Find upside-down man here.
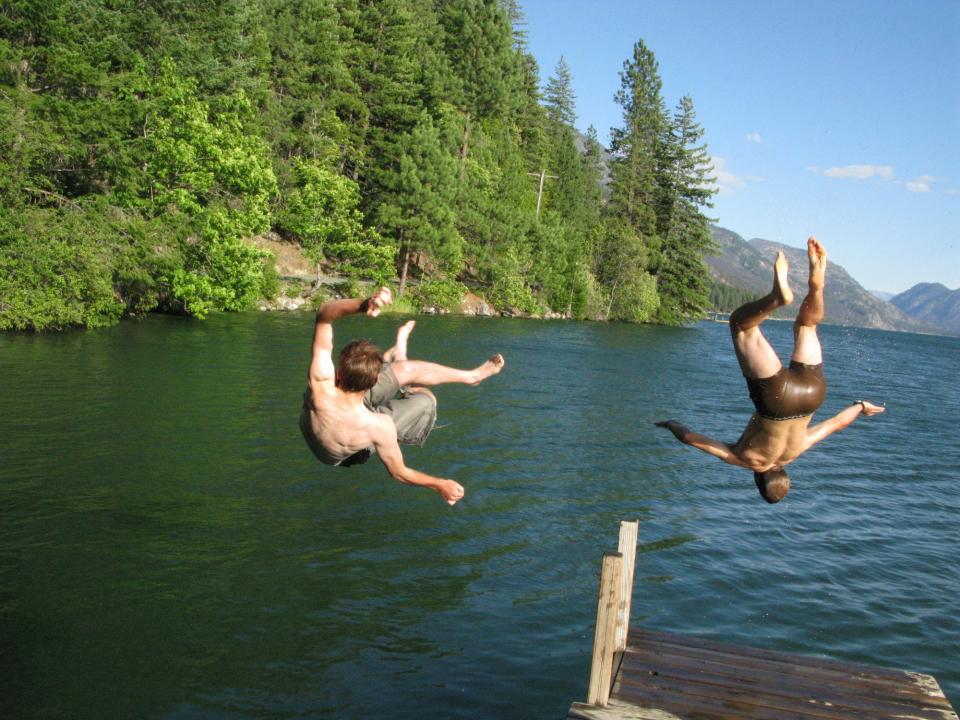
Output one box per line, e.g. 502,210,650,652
656,238,884,503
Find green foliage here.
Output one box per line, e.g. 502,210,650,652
609,268,660,323
413,278,467,311
0,207,123,330
0,3,718,332
280,158,396,285
281,159,367,263
487,246,540,314
329,234,396,286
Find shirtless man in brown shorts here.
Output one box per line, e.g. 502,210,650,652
299,287,504,506
656,238,885,503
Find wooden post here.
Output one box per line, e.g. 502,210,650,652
615,520,639,652
587,551,623,707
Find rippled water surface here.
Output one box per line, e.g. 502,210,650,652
1,314,958,719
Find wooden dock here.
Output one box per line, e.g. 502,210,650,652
568,521,958,720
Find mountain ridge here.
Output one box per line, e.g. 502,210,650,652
890,283,960,334
706,227,939,334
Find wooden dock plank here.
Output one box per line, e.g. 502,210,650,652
629,629,924,682
616,656,953,719
621,637,953,707
616,667,954,720
596,628,958,720
567,525,957,720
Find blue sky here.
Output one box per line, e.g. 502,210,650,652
521,0,959,294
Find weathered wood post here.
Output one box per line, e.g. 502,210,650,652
615,520,639,652
586,551,623,706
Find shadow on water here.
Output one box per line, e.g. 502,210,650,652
1,314,958,718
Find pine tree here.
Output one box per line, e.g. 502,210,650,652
437,0,515,173
543,56,576,128
374,110,463,295
260,0,356,165
608,39,667,236
601,38,669,321
654,94,717,323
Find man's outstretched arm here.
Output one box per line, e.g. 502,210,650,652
801,400,885,452
374,427,465,506
654,420,749,467
309,287,392,386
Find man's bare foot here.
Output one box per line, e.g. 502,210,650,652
394,320,415,361
773,251,794,306
807,237,827,289
384,320,416,362
468,353,505,385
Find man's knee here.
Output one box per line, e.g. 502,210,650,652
407,386,436,402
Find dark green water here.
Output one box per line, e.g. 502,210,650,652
2,313,958,719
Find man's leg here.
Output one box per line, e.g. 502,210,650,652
383,320,416,363
391,354,505,388
729,251,793,378
791,238,827,365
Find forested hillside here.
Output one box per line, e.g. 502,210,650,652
0,0,716,331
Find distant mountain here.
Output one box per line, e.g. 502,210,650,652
870,290,895,302
890,283,960,334
707,227,938,333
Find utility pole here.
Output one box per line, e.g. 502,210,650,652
527,169,559,217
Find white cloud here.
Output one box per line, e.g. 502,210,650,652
745,132,762,144
711,156,746,195
823,164,895,181
905,175,936,193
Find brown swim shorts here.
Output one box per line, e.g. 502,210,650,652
745,361,826,420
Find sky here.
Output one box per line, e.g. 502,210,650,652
520,0,959,294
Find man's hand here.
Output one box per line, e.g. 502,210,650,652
363,287,392,317
858,400,885,416
655,420,678,429
440,479,465,506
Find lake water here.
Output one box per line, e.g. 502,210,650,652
1,313,958,719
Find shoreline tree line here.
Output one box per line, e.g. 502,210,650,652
0,0,723,331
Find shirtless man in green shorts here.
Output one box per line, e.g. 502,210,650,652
299,287,505,505
656,238,885,503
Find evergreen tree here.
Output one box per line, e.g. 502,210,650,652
437,0,515,172
259,0,356,165
374,110,462,294
608,39,667,236
654,95,717,323
543,56,576,128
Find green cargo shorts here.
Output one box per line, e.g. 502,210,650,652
339,363,437,467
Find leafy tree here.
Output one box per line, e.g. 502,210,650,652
281,158,395,284
593,217,658,322
0,205,127,330
137,59,278,317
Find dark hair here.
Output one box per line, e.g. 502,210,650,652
336,339,382,393
754,466,791,503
